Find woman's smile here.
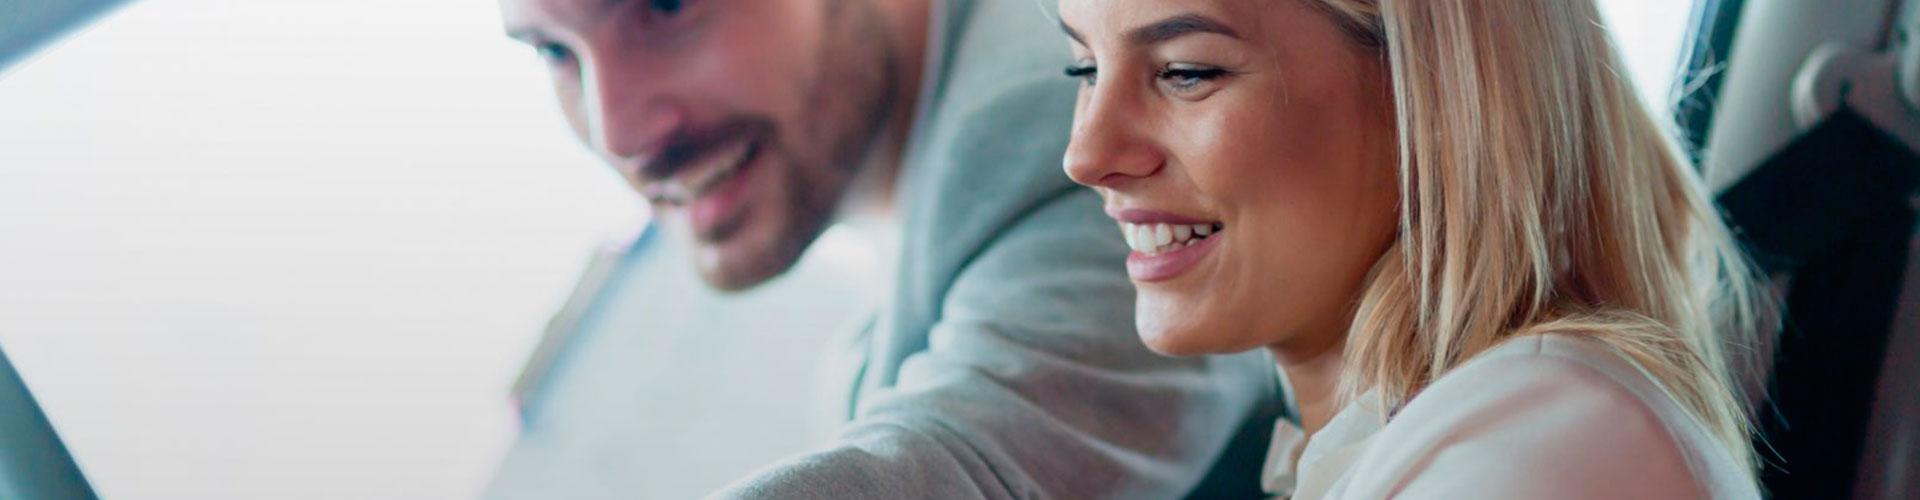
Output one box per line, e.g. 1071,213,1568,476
1110,208,1226,281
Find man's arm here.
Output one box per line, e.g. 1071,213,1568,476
709,187,1275,499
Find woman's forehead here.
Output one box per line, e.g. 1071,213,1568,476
1057,0,1285,44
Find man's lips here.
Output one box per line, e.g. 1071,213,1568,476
632,119,772,206
638,138,757,206
684,141,761,240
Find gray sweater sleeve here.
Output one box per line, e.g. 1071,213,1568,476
708,188,1275,500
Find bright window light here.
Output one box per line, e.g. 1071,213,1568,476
1598,1,1700,112
0,1,638,498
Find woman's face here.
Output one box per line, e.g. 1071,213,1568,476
1058,0,1400,357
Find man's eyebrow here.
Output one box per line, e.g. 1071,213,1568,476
1125,13,1240,46
504,27,540,42
503,0,630,42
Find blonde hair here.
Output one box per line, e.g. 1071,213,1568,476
1314,0,1773,473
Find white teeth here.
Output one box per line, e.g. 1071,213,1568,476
648,141,753,205
1121,224,1150,253
1117,221,1223,254
685,141,752,193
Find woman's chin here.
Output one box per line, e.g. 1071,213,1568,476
1134,307,1248,357
1138,335,1218,357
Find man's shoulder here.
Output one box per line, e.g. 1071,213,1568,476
878,0,1102,358
912,0,1077,167
894,0,1086,288
941,0,1072,78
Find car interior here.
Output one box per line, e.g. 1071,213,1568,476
2,0,1916,498
1682,0,1920,497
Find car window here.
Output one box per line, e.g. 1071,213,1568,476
0,1,637,498
1599,0,1702,115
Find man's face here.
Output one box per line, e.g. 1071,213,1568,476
501,0,899,290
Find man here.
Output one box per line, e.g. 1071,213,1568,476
495,0,1276,497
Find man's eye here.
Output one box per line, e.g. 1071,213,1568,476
1063,64,1097,86
648,0,687,16
535,42,575,66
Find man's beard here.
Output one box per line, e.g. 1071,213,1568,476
690,0,904,291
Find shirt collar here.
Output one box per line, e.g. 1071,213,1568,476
1260,390,1389,499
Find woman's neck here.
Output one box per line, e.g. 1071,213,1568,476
1270,335,1348,437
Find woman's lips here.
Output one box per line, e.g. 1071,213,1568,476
1116,220,1224,282
1125,228,1222,282
1107,207,1217,225
1107,207,1225,281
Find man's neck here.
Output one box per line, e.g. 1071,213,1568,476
844,0,932,223
833,0,931,305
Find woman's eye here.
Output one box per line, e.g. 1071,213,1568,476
535,42,575,66
1158,65,1228,93
1063,64,1098,86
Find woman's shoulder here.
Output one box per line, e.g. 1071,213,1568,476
1450,333,1680,408
1335,334,1755,499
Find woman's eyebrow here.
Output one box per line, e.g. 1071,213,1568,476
1057,12,1239,48
1126,13,1240,46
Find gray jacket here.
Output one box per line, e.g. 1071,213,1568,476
711,0,1279,498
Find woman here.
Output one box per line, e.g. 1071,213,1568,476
1056,0,1771,498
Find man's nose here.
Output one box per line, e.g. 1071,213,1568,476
579,51,688,167
1062,86,1162,189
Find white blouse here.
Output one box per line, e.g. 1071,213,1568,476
1261,334,1761,499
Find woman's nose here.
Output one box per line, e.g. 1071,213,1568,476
1062,89,1162,188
